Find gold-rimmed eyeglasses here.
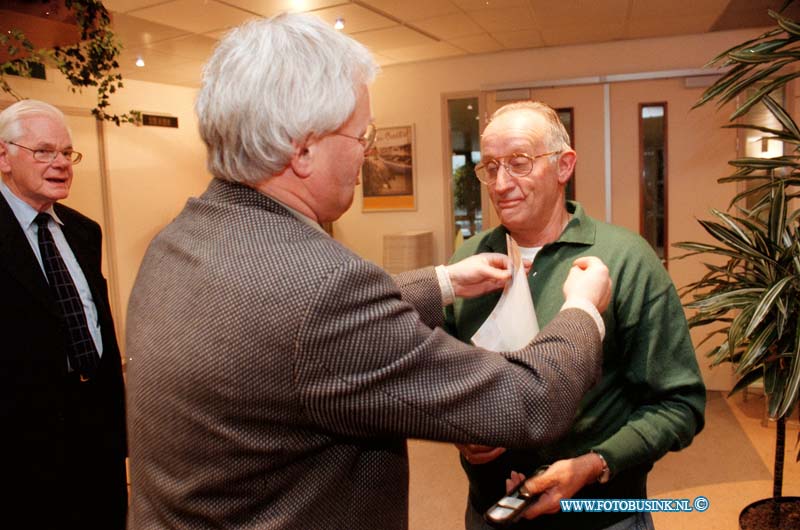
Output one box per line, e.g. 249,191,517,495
6,141,83,164
333,123,377,152
474,151,561,185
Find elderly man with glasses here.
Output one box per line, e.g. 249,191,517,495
0,99,127,529
445,101,706,530
124,13,616,530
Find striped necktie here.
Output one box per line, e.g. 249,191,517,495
35,213,99,380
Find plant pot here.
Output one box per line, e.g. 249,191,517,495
739,496,800,530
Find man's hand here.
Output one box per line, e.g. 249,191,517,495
445,253,530,299
505,454,603,520
562,256,611,313
456,444,507,465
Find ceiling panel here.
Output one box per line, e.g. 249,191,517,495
351,25,438,51
493,28,545,50
117,47,195,74
449,32,503,54
541,22,627,47
630,0,730,19
111,13,189,48
381,41,465,62
223,0,346,17
453,0,529,10
20,0,772,89
365,0,461,21
469,7,540,33
530,0,633,26
145,34,220,61
371,51,401,67
626,14,719,40
313,4,397,34
130,0,256,33
103,0,165,13
711,0,800,31
413,13,485,40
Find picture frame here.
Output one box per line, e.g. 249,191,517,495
362,125,416,211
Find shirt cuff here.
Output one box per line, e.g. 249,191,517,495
435,265,455,306
561,297,605,340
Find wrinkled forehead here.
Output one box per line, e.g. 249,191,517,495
17,115,73,147
481,110,547,155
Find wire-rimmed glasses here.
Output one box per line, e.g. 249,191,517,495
6,141,83,164
333,122,377,152
474,151,561,185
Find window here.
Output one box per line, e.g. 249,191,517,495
640,103,667,263
447,97,482,245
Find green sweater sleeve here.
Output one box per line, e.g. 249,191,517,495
592,278,706,477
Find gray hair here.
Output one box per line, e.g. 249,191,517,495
0,100,70,150
196,13,378,184
490,101,572,153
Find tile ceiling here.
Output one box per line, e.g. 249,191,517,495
73,1,800,87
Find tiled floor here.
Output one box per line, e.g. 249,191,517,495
407,391,800,529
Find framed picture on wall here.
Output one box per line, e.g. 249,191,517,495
556,107,576,201
362,125,416,212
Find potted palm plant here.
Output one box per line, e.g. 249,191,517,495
674,3,800,529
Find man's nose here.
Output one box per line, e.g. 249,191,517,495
493,164,515,192
51,152,72,167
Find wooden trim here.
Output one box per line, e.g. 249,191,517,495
556,107,576,200
441,91,482,257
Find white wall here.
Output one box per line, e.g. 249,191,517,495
2,71,209,348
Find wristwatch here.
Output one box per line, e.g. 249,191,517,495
591,450,611,484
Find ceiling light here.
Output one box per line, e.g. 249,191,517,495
467,104,473,110
135,57,145,67
334,18,345,30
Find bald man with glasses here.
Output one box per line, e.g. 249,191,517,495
445,101,706,530
0,99,127,529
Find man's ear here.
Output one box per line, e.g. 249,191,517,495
556,149,577,185
289,134,315,179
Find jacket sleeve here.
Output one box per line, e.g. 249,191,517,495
293,256,603,448
392,266,444,330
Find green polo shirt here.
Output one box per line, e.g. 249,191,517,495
445,201,706,530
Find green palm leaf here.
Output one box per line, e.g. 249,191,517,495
745,277,793,337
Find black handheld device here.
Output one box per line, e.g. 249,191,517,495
483,466,548,528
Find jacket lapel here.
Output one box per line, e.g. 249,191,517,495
55,205,111,322
0,193,53,308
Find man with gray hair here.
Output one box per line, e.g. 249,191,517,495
0,99,127,529
126,14,612,530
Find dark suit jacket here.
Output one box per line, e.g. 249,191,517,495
0,193,127,529
126,179,602,530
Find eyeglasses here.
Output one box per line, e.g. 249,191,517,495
333,123,377,152
474,151,561,185
6,141,83,164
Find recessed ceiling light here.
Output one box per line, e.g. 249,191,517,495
334,18,345,30
135,57,145,67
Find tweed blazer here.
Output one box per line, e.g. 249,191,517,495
126,178,602,530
